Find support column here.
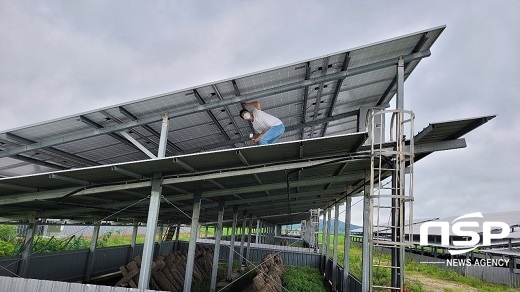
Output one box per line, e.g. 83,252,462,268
332,201,340,291
155,224,164,257
343,196,352,292
210,200,225,292
362,172,372,292
238,210,248,270
128,221,138,263
325,206,332,279
246,214,253,267
227,206,239,281
157,113,169,158
321,209,327,273
205,225,209,239
255,219,261,244
183,191,202,292
18,216,36,278
138,175,163,289
174,223,181,252
84,222,100,282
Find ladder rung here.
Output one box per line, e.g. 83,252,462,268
373,264,400,269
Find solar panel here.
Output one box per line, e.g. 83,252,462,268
0,26,446,178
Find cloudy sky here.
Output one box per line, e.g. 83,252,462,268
1,1,519,225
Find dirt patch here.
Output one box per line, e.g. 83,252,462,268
407,272,478,292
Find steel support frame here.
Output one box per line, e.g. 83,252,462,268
84,222,100,282
238,210,248,270
17,216,36,278
343,196,352,292
138,176,163,289
128,222,139,263
332,199,340,291
210,200,225,292
183,191,202,292
246,214,253,266
0,50,431,159
361,171,372,291
227,206,239,281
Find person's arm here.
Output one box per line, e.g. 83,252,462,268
243,101,261,110
251,130,266,143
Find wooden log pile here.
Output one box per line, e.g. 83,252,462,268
115,246,214,291
251,252,285,292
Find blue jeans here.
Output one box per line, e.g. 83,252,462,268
259,124,285,145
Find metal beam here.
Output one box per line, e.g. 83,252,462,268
310,57,330,139
0,50,431,159
193,89,232,141
119,106,183,153
210,200,225,291
322,53,351,136
213,84,245,138
119,131,157,159
227,206,239,281
49,173,89,185
111,166,144,179
0,138,464,209
300,62,311,140
157,113,170,158
6,132,99,167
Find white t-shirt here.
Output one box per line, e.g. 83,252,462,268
252,108,282,134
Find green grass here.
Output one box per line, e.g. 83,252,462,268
316,232,517,291
282,266,326,292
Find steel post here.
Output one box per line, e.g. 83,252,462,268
183,191,202,292
238,211,248,270
255,219,261,244
210,200,225,292
84,222,100,282
227,206,239,281
174,223,181,252
128,222,138,263
246,214,253,267
18,217,36,278
343,196,352,292
361,172,372,292
332,201,340,291
138,176,163,289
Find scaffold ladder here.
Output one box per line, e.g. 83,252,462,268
368,108,415,291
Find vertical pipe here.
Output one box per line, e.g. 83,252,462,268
255,219,261,244
362,172,372,292
183,191,202,292
227,206,239,281
84,222,100,282
321,209,327,273
210,200,225,292
325,207,332,279
332,202,340,291
128,221,138,263
18,217,36,278
238,211,248,270
246,214,253,267
343,196,352,292
138,176,163,289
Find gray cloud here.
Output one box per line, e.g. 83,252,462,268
1,1,519,225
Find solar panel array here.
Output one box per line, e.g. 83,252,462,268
0,26,445,178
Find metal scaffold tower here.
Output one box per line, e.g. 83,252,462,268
367,107,415,291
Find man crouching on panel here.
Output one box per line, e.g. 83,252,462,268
240,101,285,145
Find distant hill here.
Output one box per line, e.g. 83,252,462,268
319,219,361,233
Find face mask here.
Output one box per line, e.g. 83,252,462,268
242,112,251,120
